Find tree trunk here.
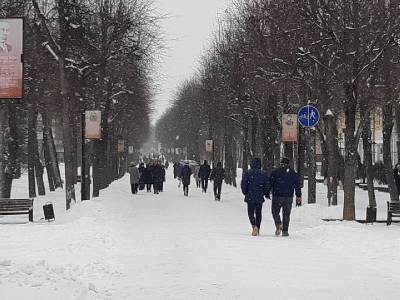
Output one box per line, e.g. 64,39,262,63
343,96,357,220
362,111,376,208
0,107,10,198
33,112,46,196
242,117,250,171
42,111,63,189
325,114,338,206
27,107,37,198
58,1,76,209
382,104,398,202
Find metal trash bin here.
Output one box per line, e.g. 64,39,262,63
43,202,55,221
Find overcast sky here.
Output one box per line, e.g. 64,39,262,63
151,0,231,124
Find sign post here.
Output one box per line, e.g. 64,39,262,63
298,104,320,205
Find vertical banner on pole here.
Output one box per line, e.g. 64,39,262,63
282,114,298,142
0,18,23,99
85,111,101,139
206,140,213,152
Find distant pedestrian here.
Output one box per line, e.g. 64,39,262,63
241,158,269,236
165,161,169,170
193,165,201,188
199,160,211,193
138,162,145,191
180,164,192,196
210,162,225,201
127,162,140,194
152,161,163,194
143,163,153,192
268,157,302,237
394,163,400,199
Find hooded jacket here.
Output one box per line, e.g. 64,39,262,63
240,158,269,204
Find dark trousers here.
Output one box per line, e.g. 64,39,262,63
131,184,138,194
201,178,208,192
183,184,189,196
214,181,222,199
153,182,160,194
272,197,293,232
247,203,263,229
146,183,152,192
160,181,164,192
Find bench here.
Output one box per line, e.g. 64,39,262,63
387,201,400,225
0,198,34,222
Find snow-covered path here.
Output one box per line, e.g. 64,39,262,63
1,169,400,299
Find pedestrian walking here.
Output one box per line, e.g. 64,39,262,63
241,158,269,236
210,162,225,201
267,157,302,237
127,162,140,194
193,165,201,188
152,161,163,194
199,160,211,193
180,163,192,196
143,163,153,192
160,164,166,192
138,162,145,191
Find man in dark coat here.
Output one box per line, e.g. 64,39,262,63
180,164,192,196
241,158,269,236
160,164,166,192
143,163,153,192
210,162,225,201
199,160,211,193
393,163,400,199
152,161,163,194
267,157,302,237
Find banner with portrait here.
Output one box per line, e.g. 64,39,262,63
0,18,23,99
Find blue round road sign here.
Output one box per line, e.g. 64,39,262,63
298,105,320,127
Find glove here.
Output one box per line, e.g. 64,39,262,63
296,197,302,207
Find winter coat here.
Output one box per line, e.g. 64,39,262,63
180,165,192,185
199,164,211,179
241,158,269,204
210,165,225,183
138,164,145,175
142,167,153,184
128,165,140,184
268,166,301,198
152,165,164,184
174,163,182,179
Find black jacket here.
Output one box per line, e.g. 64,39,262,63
210,166,225,183
268,166,301,198
180,165,192,185
199,164,211,179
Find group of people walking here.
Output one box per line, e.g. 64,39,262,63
128,155,301,237
241,157,302,237
173,160,225,200
127,160,166,195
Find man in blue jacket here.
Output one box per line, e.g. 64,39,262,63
199,160,211,193
268,157,302,237
241,158,270,236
